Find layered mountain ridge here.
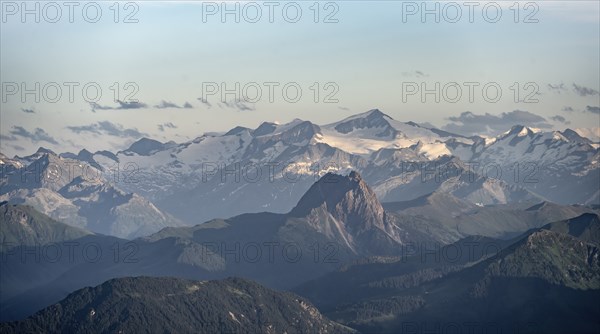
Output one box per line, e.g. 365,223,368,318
0,150,182,238
2,109,598,233
2,170,599,332
294,212,600,333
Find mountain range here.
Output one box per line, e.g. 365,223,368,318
1,172,421,320
294,213,600,334
0,150,182,238
3,109,596,236
1,109,599,332
2,171,599,329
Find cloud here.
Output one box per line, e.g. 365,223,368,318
21,108,35,113
5,126,58,145
543,83,598,97
89,102,112,112
441,110,552,136
222,100,255,112
154,100,193,109
402,70,429,78
561,106,574,112
90,100,148,112
584,106,600,114
157,122,178,132
66,121,147,138
0,142,26,152
547,83,567,93
10,144,25,151
550,115,570,124
573,84,599,97
115,100,148,109
0,134,17,141
196,98,212,109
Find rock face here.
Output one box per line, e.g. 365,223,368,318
121,137,175,156
333,109,398,138
292,171,385,233
291,171,406,255
0,276,355,334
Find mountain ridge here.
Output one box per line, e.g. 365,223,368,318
3,109,598,230
1,276,355,334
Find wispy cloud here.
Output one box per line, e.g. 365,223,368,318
547,83,567,93
584,106,600,114
550,115,570,125
402,70,429,78
3,126,58,144
66,121,147,138
442,110,552,136
10,144,25,151
154,100,193,109
573,84,599,97
90,100,148,112
561,106,574,112
157,122,178,132
222,100,255,112
547,83,599,97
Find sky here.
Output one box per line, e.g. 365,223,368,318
1,0,599,156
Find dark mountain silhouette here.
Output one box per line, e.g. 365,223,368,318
1,276,355,334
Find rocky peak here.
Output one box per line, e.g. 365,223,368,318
280,121,322,144
253,122,278,136
560,129,592,145
333,109,396,138
291,171,385,234
123,138,168,156
503,125,540,138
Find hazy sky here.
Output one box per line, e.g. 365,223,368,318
1,1,599,156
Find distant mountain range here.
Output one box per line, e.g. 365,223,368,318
0,150,183,238
3,109,595,233
1,109,599,332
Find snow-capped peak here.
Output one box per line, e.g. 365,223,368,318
501,125,542,138
252,118,307,137
552,131,569,142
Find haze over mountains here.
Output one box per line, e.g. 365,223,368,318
295,213,600,334
1,109,598,237
0,149,183,238
2,169,600,331
1,109,599,333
